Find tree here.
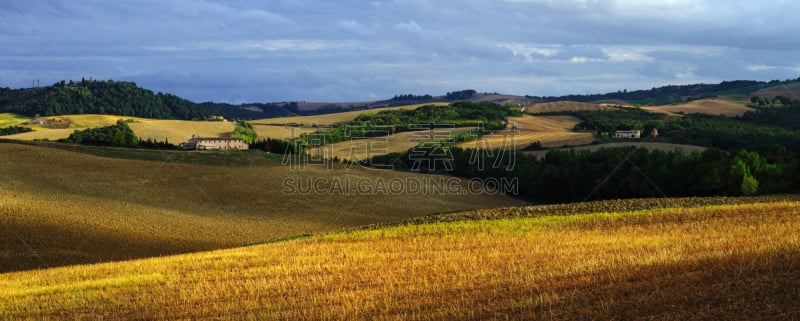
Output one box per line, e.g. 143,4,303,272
741,175,759,195
231,120,257,144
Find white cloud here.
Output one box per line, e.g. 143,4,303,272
394,20,422,33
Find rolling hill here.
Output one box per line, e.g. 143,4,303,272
252,103,448,126
524,101,615,114
2,196,798,320
641,98,756,117
456,114,595,150
0,142,524,273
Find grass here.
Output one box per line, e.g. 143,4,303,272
1,201,798,320
0,141,524,273
641,98,755,117
0,113,30,127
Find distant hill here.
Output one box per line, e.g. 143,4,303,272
0,80,209,120
4,77,799,122
527,79,800,106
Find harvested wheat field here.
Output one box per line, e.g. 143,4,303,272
1,128,76,141
0,142,523,272
642,98,755,117
55,114,154,128
525,101,614,114
311,127,475,160
457,115,595,150
1,199,798,320
127,120,237,144
251,124,317,140
252,103,448,126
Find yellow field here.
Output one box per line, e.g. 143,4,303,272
0,113,30,127
55,114,154,128
311,128,475,161
127,120,237,144
457,115,595,150
0,142,524,272
2,201,798,320
524,101,613,114
1,128,76,141
524,142,708,158
253,103,448,126
251,124,317,141
0,114,247,144
642,98,755,117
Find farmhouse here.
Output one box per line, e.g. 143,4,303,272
179,136,248,150
613,130,641,139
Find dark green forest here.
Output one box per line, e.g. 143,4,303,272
528,79,798,105
569,106,800,153
62,120,139,147
0,126,32,136
370,146,799,203
0,80,209,120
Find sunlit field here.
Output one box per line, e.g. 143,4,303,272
457,114,595,150
0,113,30,127
641,98,756,117
1,201,798,320
0,142,523,272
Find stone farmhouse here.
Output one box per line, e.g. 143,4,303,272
613,130,641,139
179,136,248,150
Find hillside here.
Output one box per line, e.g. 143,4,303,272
0,142,524,272
752,81,800,98
2,197,798,320
525,101,615,114
456,114,595,150
0,80,208,120
641,98,756,117
252,103,448,126
530,79,792,105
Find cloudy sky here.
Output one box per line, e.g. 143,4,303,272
2,0,800,103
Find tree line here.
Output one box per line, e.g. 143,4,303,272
0,126,32,136
370,146,799,204
0,79,209,120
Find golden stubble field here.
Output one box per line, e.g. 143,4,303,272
524,101,614,114
310,127,475,161
0,142,524,272
1,201,798,320
641,98,756,117
456,114,595,150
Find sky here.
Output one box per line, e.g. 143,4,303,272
2,0,800,103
